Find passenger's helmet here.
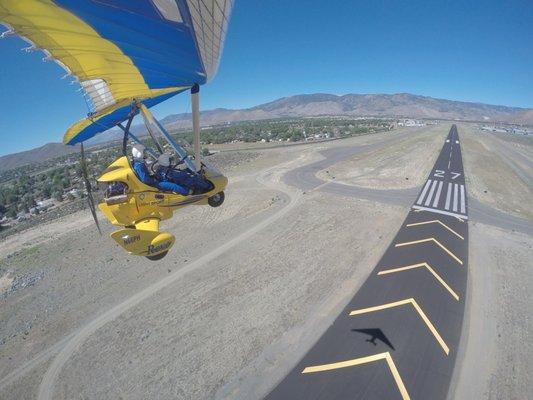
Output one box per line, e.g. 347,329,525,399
132,144,146,160
158,153,171,167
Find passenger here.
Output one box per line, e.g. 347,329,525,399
131,144,191,195
155,153,212,194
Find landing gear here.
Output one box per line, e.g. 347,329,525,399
208,191,225,207
146,251,169,261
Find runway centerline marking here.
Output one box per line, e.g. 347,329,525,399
406,220,464,240
349,298,450,355
395,237,463,265
378,263,460,301
302,352,410,400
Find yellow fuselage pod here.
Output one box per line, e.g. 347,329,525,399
97,156,228,257
110,218,175,258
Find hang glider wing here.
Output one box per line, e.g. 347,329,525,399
0,0,234,145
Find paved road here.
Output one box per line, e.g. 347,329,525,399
267,125,469,399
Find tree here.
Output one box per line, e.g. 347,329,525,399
53,191,63,202
6,208,16,219
42,186,51,198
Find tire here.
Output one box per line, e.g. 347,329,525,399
146,250,169,261
208,191,225,207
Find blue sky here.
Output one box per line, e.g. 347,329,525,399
0,0,532,156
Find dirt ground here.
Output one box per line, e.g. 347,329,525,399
317,124,448,189
450,222,532,400
0,125,531,400
458,124,532,220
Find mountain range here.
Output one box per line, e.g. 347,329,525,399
0,142,80,172
160,93,533,130
1,93,531,171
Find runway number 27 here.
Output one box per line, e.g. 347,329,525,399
433,170,461,179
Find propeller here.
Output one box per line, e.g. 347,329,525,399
80,143,102,235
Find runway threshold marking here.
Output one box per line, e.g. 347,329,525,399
411,205,469,220
395,237,463,265
378,263,460,301
349,298,450,355
302,352,410,400
406,219,464,240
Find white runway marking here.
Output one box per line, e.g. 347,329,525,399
412,205,468,220
445,182,452,210
433,181,443,208
425,180,438,206
417,179,432,205
460,185,466,213
453,183,459,212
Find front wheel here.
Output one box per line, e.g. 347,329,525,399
146,251,169,261
208,191,225,207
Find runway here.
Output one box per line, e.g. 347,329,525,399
283,129,532,236
267,125,469,399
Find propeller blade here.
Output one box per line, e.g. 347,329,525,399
80,143,102,235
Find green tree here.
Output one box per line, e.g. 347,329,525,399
53,191,63,202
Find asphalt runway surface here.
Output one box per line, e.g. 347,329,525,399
267,126,469,399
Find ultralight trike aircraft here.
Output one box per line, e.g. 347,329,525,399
95,101,228,260
1,0,234,260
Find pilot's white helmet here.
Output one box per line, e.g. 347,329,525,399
132,144,146,160
158,153,171,167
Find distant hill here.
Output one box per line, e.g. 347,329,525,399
0,142,79,172
2,93,531,171
161,93,533,130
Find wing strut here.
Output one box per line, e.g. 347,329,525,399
191,84,201,171
80,142,101,234
118,114,135,156
138,103,197,172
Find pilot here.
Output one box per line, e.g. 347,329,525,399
131,144,191,195
155,153,212,194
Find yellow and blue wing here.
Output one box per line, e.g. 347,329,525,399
0,0,233,144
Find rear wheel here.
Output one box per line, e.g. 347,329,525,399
208,191,225,207
146,251,169,261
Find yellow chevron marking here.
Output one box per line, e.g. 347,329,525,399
406,220,464,240
349,298,449,355
302,352,410,400
395,238,463,265
378,263,459,301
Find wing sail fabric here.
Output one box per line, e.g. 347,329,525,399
0,0,234,145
